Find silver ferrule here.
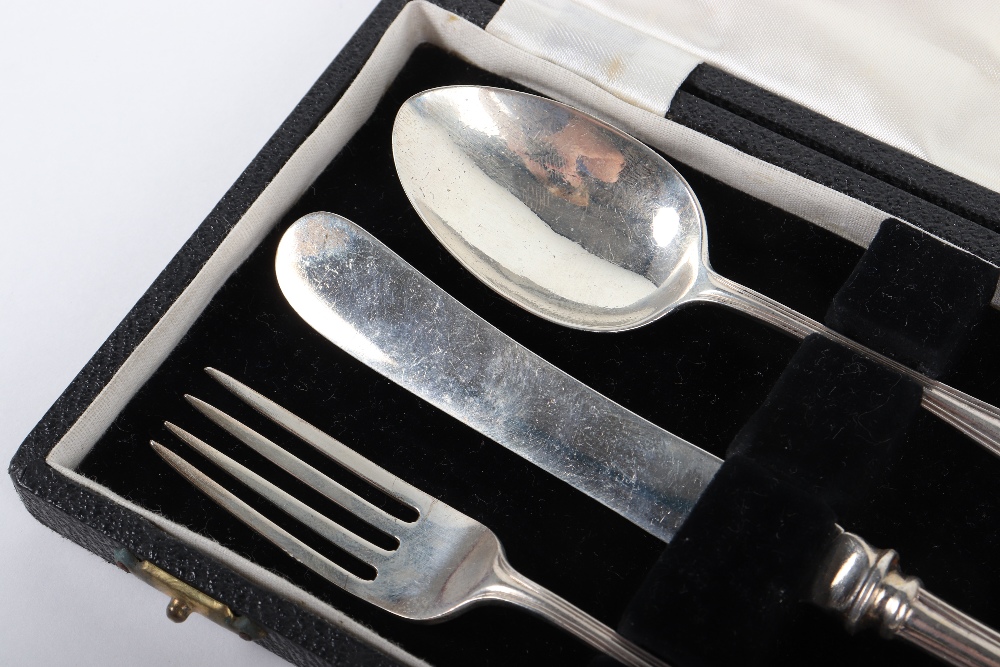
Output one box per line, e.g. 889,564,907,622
812,531,1000,667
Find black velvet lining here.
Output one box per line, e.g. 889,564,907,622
827,219,1000,378
728,334,923,517
618,456,840,667
64,43,1000,667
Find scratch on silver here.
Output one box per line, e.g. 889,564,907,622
276,212,721,543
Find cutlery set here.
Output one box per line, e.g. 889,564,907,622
151,87,1000,665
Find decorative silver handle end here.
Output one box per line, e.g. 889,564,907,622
812,531,1000,667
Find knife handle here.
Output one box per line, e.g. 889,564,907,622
811,531,1000,667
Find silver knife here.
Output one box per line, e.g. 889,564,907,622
276,212,720,543
275,211,1000,666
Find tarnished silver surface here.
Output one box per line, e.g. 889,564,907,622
811,531,1000,667
152,369,670,667
391,86,1000,458
275,212,721,544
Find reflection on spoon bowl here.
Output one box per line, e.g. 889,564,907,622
391,85,705,331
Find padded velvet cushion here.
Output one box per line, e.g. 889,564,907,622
618,456,839,667
728,334,923,517
826,219,1000,378
619,335,921,666
618,219,997,666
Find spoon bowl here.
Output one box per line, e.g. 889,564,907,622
392,85,1000,456
392,86,709,332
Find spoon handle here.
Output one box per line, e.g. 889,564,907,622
700,271,1000,457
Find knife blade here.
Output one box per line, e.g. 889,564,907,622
275,211,721,543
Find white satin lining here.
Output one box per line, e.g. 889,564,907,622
485,0,701,113
488,0,1000,195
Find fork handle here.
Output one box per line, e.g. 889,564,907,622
811,531,1000,667
489,553,670,667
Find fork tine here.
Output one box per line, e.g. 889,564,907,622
185,394,418,537
150,441,360,589
161,424,391,567
204,368,433,513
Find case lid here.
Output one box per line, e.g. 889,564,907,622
488,0,1000,194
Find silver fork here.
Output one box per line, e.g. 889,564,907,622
150,368,668,667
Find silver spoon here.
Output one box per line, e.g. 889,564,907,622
391,85,1000,457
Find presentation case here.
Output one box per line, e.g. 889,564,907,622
12,1,1000,665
